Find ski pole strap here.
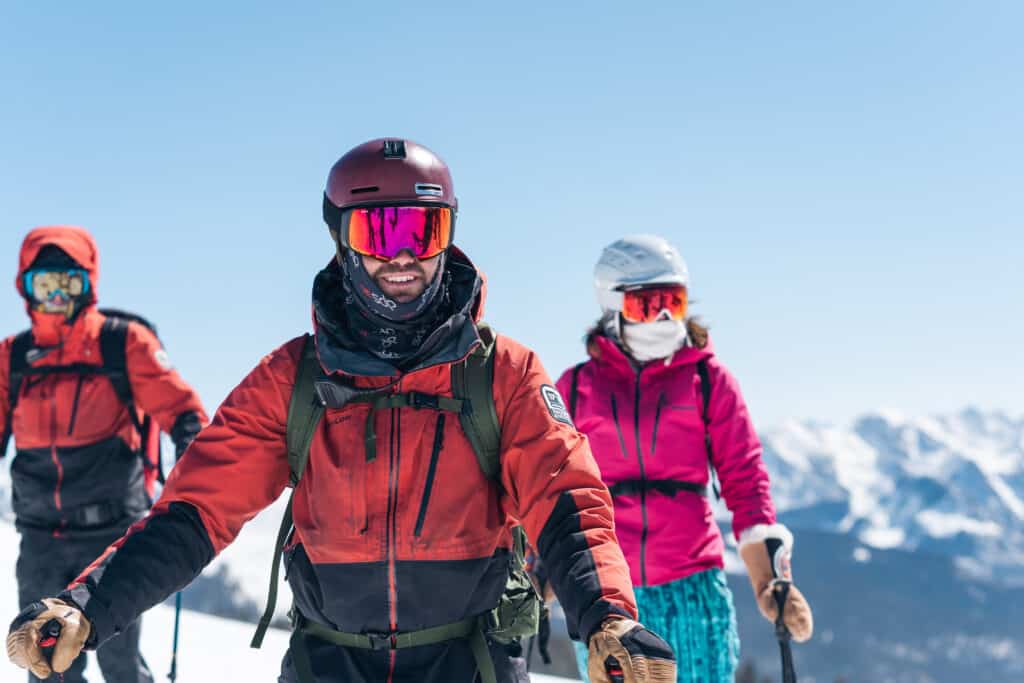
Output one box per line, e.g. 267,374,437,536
297,614,497,683
772,580,798,683
251,490,295,648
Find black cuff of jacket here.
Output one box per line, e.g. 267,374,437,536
170,411,202,458
579,601,633,644
58,586,103,650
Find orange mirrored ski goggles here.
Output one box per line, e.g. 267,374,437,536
621,285,688,323
345,205,454,261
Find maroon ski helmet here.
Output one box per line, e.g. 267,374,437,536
322,138,457,231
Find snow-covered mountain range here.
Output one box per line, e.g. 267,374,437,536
758,407,1024,585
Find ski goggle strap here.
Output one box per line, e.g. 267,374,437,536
621,285,687,323
343,206,454,261
22,268,91,300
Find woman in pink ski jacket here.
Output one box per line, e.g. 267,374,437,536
556,235,813,683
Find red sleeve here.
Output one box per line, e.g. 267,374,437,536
493,337,636,640
63,339,299,644
704,357,776,539
124,322,209,429
152,337,297,552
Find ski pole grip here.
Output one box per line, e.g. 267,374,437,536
38,618,62,665
605,655,625,683
772,579,792,641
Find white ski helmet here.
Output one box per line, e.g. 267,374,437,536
594,235,689,313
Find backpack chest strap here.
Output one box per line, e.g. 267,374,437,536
361,391,467,462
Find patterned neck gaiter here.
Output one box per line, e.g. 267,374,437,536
341,248,448,324
318,252,451,364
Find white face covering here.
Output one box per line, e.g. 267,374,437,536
620,319,688,363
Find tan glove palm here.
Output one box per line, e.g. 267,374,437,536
6,598,91,678
587,617,676,683
739,532,814,642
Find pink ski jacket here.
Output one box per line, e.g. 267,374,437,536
555,332,776,587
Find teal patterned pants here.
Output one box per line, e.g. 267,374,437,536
573,569,740,683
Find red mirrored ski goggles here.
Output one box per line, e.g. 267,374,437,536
621,284,688,323
344,205,454,261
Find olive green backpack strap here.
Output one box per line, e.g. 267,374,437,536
252,334,325,649
451,323,501,481
511,525,528,566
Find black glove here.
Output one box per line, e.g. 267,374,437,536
169,411,202,460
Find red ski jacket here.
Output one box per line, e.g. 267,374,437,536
65,251,637,682
0,226,208,533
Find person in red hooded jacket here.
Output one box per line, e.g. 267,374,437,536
7,141,677,683
1,226,208,682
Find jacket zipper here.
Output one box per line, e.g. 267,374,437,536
385,400,401,682
610,394,629,459
414,413,445,537
50,336,66,530
66,375,85,436
634,367,648,586
50,389,63,518
650,392,665,456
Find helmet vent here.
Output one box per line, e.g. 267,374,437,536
382,140,407,159
350,186,380,195
414,183,444,197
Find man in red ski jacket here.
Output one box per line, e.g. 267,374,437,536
7,140,676,683
2,226,208,682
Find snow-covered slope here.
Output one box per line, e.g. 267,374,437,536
0,518,292,680
761,407,1024,583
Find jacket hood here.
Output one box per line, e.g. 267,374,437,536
17,226,100,304
17,226,100,343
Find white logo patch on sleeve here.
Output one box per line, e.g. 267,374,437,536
540,385,574,427
154,349,174,371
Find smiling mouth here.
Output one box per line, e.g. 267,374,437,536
381,274,418,285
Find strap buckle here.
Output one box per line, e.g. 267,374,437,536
481,611,500,634
407,392,439,410
365,631,397,650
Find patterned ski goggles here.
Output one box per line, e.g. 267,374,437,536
343,205,454,261
620,284,688,323
22,268,90,302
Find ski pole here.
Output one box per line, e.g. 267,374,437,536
167,591,182,682
772,580,798,683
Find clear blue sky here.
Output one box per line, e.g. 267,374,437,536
1,2,1021,427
